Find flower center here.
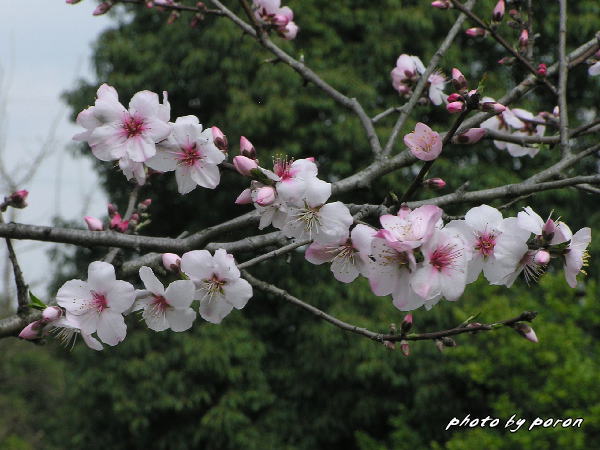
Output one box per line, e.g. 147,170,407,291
475,232,497,257
291,205,322,237
200,275,226,302
91,291,108,312
415,135,433,153
176,142,202,167
273,156,293,180
122,114,145,138
430,244,462,272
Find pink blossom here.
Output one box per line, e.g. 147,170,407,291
110,213,129,232
410,228,470,302
56,261,135,346
564,227,591,288
133,266,197,331
403,123,443,161
427,72,447,106
519,29,529,49
492,0,505,21
181,249,253,324
481,97,526,150
44,316,104,350
118,156,147,185
280,21,299,40
534,250,550,265
271,157,329,206
80,85,172,163
537,63,547,76
447,93,462,103
283,200,352,244
305,224,376,283
378,204,443,250
446,205,530,284
162,253,182,272
253,186,277,206
452,128,487,144
84,216,104,231
42,306,63,322
424,178,446,189
146,115,226,194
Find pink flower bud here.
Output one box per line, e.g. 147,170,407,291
497,56,515,65
452,128,487,144
423,178,447,189
140,198,152,209
280,21,299,40
130,213,140,224
465,27,486,37
84,216,104,231
306,157,316,163
542,218,556,238
514,322,538,343
254,186,276,206
233,155,259,177
42,306,63,322
383,340,396,350
93,1,113,15
272,14,290,27
446,93,462,103
431,0,451,8
537,63,547,76
519,29,529,49
3,190,29,211
446,101,465,114
400,340,410,357
107,203,118,218
235,189,253,205
481,102,506,113
492,0,505,21
19,320,43,340
239,136,256,159
451,68,468,92
553,106,560,117
401,314,413,333
162,253,182,272
110,214,129,232
534,250,550,265
212,126,228,153
66,0,83,4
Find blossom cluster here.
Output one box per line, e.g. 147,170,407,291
74,84,226,194
302,204,590,312
233,152,354,244
391,54,446,106
20,249,252,350
253,0,299,40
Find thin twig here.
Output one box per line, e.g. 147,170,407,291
558,0,570,157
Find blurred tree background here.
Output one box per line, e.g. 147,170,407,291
1,0,600,448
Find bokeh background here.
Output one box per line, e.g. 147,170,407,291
1,0,600,448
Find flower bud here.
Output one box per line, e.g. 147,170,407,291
84,216,104,231
233,155,259,177
139,198,152,210
452,128,487,144
93,1,113,15
431,0,451,8
451,68,468,92
446,101,465,114
3,190,29,211
401,314,413,333
19,321,44,340
280,21,299,40
162,253,181,272
492,0,505,22
272,13,290,27
537,63,547,76
254,186,276,206
423,178,447,189
239,136,256,160
400,340,410,356
513,322,538,343
446,93,462,103
212,126,228,153
107,203,118,218
42,306,63,322
497,56,516,65
129,213,140,224
383,340,396,350
235,189,253,205
465,27,486,37
66,0,83,4
534,250,550,265
110,214,129,232
519,29,529,50
481,102,506,113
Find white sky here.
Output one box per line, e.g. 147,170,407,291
1,1,112,302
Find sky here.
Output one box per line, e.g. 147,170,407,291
1,1,113,301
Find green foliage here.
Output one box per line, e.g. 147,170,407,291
3,0,600,449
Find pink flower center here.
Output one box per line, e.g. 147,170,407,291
200,275,226,302
430,244,462,272
176,143,203,167
414,134,435,153
151,295,170,313
122,114,146,138
475,232,496,257
91,291,108,312
273,157,293,180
